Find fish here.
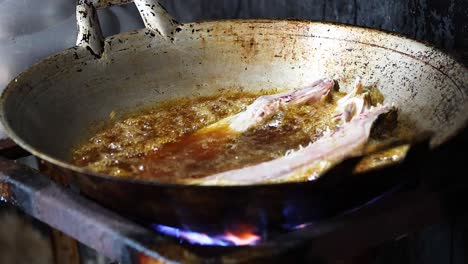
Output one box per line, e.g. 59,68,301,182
142,78,335,179
226,78,334,132
192,79,391,185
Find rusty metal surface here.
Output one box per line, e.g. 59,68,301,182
0,156,316,263
1,152,465,263
0,157,189,264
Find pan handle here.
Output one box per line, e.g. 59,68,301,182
76,0,180,56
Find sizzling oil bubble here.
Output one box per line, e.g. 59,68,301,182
72,88,408,184
72,91,341,181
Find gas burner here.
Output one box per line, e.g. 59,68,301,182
151,186,398,247
152,224,261,246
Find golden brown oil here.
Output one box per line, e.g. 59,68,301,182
71,90,409,183
72,91,343,180
72,93,259,177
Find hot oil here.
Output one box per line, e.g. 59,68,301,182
72,93,260,177
354,120,414,172
199,98,342,174
140,94,343,182
72,88,409,183
72,90,343,181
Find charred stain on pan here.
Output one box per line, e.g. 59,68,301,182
223,22,466,98
144,30,156,38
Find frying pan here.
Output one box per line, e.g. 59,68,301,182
1,0,467,234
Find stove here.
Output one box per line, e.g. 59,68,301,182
2,136,467,263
